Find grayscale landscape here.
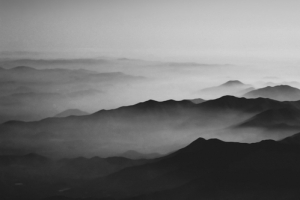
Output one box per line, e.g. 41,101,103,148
1,0,300,199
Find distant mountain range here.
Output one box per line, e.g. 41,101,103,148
1,96,300,158
1,77,300,200
243,85,300,101
198,81,300,102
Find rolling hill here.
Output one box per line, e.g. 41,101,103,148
243,85,300,101
59,136,300,200
1,96,300,158
235,107,300,130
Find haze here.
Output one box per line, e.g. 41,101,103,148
1,0,300,156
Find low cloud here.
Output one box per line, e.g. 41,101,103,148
0,65,145,122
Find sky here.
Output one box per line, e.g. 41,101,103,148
1,0,300,64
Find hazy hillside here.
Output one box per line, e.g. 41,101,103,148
244,85,300,101
235,107,300,131
199,80,253,99
1,96,300,158
58,136,300,200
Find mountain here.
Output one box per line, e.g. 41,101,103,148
54,109,89,118
221,80,245,86
2,135,300,199
1,96,300,158
198,95,290,113
280,132,300,145
235,107,300,131
120,150,161,159
199,80,253,99
244,85,300,101
60,137,300,200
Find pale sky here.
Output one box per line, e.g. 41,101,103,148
1,0,300,63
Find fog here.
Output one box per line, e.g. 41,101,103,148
0,57,299,158
1,1,300,199
1,57,299,123
0,94,298,158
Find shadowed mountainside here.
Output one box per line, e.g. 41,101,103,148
2,134,300,199
0,154,149,200
1,96,300,157
55,136,300,200
235,107,300,131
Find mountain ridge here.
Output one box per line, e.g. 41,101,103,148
1,96,300,158
62,136,300,200
244,85,300,101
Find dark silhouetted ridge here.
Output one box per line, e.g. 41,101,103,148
92,99,195,118
198,95,286,113
133,99,193,110
63,137,300,200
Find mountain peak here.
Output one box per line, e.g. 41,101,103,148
221,80,244,86
184,137,224,152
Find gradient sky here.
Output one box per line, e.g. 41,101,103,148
1,0,300,64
